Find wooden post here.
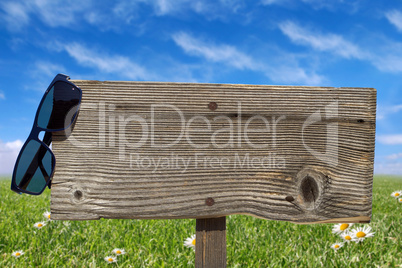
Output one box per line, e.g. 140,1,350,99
196,217,226,268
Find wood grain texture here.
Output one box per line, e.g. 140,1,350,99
196,217,226,268
50,80,376,223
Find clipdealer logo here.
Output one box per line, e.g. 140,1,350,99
63,100,338,170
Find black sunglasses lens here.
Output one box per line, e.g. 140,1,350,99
37,81,81,130
14,140,54,194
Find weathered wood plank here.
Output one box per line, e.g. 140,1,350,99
50,80,376,223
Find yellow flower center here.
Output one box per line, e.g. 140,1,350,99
116,250,121,254
192,239,196,246
334,245,339,249
15,252,21,256
38,224,43,227
356,231,366,238
396,193,400,197
108,258,114,262
340,224,349,230
48,214,51,219
345,235,351,240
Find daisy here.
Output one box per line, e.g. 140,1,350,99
391,191,402,198
330,242,344,251
34,222,46,229
104,256,117,264
351,226,375,243
112,248,126,255
184,234,196,250
43,211,51,221
340,231,353,243
332,223,353,234
12,250,24,258
399,198,402,203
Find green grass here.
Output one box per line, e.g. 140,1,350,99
0,176,401,267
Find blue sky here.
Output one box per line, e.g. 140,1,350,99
0,0,402,175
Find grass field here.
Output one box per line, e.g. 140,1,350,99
0,175,401,267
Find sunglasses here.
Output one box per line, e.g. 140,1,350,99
11,74,82,195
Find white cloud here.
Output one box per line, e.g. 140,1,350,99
261,0,360,12
152,0,177,15
386,153,402,160
1,0,93,31
0,1,30,31
278,20,402,74
0,139,23,175
34,62,66,77
23,62,68,92
62,43,153,80
145,0,245,18
374,161,402,175
267,65,324,85
377,134,402,145
0,91,5,100
172,32,257,70
385,10,402,32
368,41,402,73
278,21,364,59
377,104,402,120
1,0,248,32
31,0,92,28
172,32,324,85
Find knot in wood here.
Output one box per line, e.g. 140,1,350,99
296,167,328,211
300,176,319,204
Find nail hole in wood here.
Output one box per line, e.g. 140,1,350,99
300,176,319,204
208,102,218,111
74,190,83,200
357,119,365,123
285,196,294,202
205,197,215,206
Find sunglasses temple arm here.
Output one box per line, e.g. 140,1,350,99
42,132,53,188
43,131,52,146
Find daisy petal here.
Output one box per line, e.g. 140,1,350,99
184,234,196,250
104,256,117,263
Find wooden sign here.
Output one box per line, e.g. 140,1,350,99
51,80,376,224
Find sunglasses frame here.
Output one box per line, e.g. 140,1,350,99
11,74,82,195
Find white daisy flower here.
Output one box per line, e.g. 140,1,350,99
398,198,402,203
12,250,24,258
332,223,353,234
104,256,117,264
184,234,196,250
330,242,344,251
340,231,353,243
34,222,46,229
112,248,126,255
351,226,375,243
43,211,51,220
391,191,402,198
